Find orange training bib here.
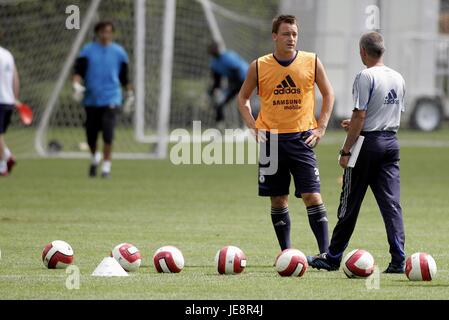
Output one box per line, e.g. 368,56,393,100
255,51,317,133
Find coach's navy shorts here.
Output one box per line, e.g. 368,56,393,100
0,105,14,134
258,131,321,198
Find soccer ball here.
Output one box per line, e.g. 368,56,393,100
274,249,308,277
153,246,185,273
215,246,247,275
406,252,437,281
42,240,74,269
111,243,142,272
342,249,375,278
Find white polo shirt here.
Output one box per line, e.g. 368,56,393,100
352,65,406,132
0,46,16,106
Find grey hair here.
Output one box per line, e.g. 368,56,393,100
359,31,385,58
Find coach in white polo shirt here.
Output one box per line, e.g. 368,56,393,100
308,31,407,274
0,38,19,177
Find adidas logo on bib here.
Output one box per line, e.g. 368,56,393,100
274,75,301,95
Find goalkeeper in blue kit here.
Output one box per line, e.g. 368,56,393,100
73,21,134,178
208,42,249,127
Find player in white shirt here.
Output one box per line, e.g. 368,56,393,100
0,44,20,177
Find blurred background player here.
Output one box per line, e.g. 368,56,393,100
238,15,335,255
72,21,134,178
0,33,19,177
208,42,249,129
308,32,407,273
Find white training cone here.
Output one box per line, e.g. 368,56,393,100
91,257,129,277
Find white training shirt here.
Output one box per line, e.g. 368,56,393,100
352,65,406,132
0,46,16,105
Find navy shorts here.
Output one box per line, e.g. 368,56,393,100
0,106,14,134
258,131,321,198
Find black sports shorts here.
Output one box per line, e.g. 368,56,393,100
0,106,14,134
258,131,321,198
84,106,117,144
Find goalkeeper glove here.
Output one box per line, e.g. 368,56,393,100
123,90,135,115
72,82,86,103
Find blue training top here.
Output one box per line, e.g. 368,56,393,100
210,50,249,82
79,42,129,107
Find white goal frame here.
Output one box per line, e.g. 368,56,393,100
34,0,233,159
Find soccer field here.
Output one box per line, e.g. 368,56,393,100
0,129,448,300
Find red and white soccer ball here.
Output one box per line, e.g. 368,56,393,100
406,252,437,281
42,240,74,269
215,246,247,275
342,249,375,278
153,246,185,273
111,243,142,272
275,249,308,277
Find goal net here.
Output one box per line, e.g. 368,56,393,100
1,0,278,159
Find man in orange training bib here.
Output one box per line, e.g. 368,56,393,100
238,15,335,255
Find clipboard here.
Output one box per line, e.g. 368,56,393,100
338,135,365,168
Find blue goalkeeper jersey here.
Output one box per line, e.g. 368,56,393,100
79,42,129,107
210,50,249,82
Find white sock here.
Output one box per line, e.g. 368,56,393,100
4,147,11,160
91,152,102,165
102,160,111,173
0,160,7,174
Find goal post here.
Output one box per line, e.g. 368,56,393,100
29,0,178,159
2,0,278,159
133,0,177,160
35,0,102,157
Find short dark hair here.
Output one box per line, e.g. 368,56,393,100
94,21,114,34
208,41,220,57
359,31,385,58
272,15,298,34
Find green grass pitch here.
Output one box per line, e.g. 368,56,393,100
0,128,449,299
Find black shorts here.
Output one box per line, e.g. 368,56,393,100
258,131,321,198
84,106,117,144
0,107,14,134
